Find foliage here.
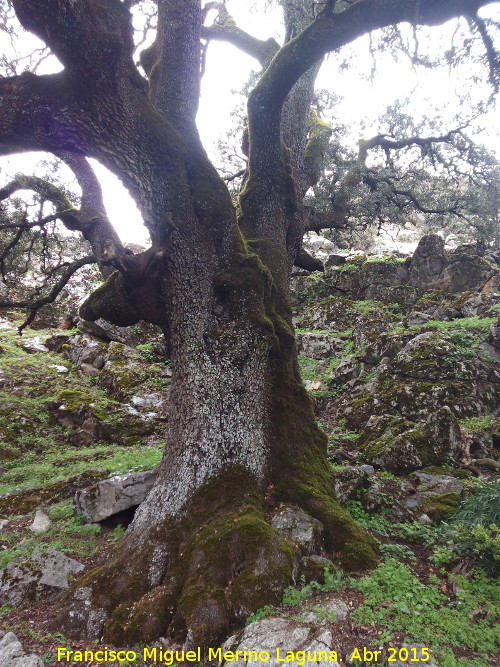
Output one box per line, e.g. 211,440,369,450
0,501,102,569
351,560,500,653
344,501,390,535
453,481,500,527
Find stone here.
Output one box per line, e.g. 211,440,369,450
405,474,464,520
0,470,111,517
79,363,100,376
298,556,336,584
300,598,349,625
408,235,446,289
324,254,346,268
270,506,323,556
0,549,84,606
15,337,48,354
418,514,432,525
0,633,43,667
47,364,69,373
441,252,499,293
74,469,159,522
296,333,344,360
329,359,359,386
28,510,51,533
221,618,340,667
63,335,107,369
332,466,371,503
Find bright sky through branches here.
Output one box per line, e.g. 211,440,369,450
0,0,499,245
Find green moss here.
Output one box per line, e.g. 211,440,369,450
80,271,140,326
423,493,461,521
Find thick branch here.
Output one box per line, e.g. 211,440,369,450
201,25,279,68
0,174,81,230
248,0,492,180
12,0,138,86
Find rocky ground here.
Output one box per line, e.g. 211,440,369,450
0,235,499,666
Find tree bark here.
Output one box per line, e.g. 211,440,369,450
1,0,493,650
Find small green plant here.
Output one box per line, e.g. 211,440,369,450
0,604,12,617
110,524,126,541
453,481,500,527
344,500,389,535
379,543,416,562
379,471,396,481
245,605,276,625
136,342,154,362
352,560,500,655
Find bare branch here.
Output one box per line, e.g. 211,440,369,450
473,14,500,91
0,254,94,332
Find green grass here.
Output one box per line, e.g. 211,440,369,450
351,561,500,655
0,441,164,494
0,500,103,569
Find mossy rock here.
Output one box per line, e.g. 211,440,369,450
0,470,111,517
422,492,461,521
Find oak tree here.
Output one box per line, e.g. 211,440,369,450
0,0,498,648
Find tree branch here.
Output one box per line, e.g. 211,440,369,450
201,22,279,68
0,174,81,230
248,0,491,180
12,0,138,85
0,254,94,332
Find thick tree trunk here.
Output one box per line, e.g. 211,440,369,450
57,141,377,648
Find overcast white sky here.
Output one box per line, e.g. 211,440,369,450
1,1,499,245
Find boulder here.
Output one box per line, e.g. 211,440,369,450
74,469,158,522
270,506,323,556
404,474,464,520
332,466,371,503
296,333,344,360
0,633,43,667
15,337,48,354
28,510,52,534
221,617,340,667
408,235,446,289
0,550,84,606
370,407,470,473
63,334,107,369
0,470,111,517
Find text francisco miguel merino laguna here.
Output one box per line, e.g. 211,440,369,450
57,644,431,663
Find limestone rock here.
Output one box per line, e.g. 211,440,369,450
0,550,84,606
28,510,51,533
408,235,446,289
63,335,107,369
270,506,323,556
299,598,349,625
441,252,499,293
15,337,48,354
221,618,340,667
333,466,371,503
296,333,344,360
0,470,110,517
0,633,43,667
74,469,158,522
